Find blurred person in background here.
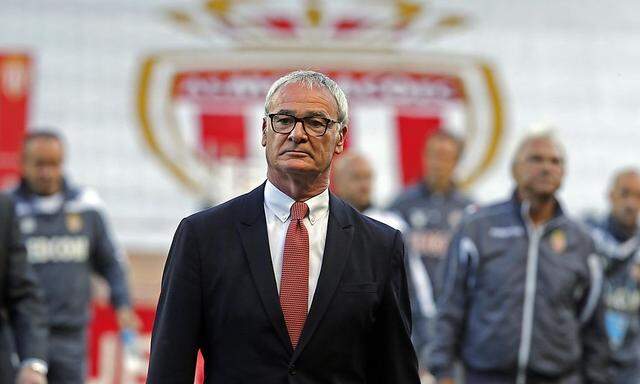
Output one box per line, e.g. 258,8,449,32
0,193,48,384
332,151,407,230
147,70,420,383
333,151,436,384
389,130,472,369
10,130,139,384
429,132,610,384
584,168,640,384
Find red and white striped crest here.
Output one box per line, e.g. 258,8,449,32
138,50,503,204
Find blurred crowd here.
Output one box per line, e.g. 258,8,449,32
1,125,639,384
333,130,640,384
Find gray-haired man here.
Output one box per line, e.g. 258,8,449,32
147,70,420,383
429,132,610,384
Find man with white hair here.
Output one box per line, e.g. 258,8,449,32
147,70,420,383
429,132,610,384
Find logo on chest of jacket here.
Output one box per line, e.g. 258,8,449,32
66,213,84,233
549,229,567,254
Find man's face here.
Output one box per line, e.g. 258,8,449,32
262,82,347,179
335,157,373,211
513,138,565,200
610,173,640,229
22,138,64,196
423,135,460,187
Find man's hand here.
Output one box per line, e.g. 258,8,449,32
15,366,47,384
116,307,141,331
437,378,455,384
419,369,436,384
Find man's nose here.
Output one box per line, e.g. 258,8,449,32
540,160,556,173
40,167,53,177
288,121,308,142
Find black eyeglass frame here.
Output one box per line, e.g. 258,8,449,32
267,113,341,137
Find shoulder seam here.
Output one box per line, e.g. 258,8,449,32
464,204,514,225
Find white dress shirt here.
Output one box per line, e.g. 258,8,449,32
264,180,329,310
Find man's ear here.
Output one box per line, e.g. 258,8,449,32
335,125,348,154
261,118,268,147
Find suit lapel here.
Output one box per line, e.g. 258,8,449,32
237,183,293,353
293,194,354,360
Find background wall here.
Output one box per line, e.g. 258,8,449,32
1,0,638,253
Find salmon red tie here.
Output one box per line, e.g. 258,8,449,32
280,201,309,349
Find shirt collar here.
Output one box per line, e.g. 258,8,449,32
511,189,566,226
33,192,65,214
264,180,329,225
419,180,458,198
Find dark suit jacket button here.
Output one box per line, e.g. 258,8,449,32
288,364,296,375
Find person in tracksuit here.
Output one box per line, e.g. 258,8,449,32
11,130,139,384
429,132,610,384
389,131,473,372
584,168,640,384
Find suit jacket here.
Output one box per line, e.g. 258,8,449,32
0,193,48,382
147,183,420,383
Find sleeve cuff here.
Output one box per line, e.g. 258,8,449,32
21,358,48,375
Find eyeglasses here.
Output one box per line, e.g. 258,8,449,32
267,113,340,137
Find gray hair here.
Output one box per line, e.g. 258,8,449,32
264,70,349,125
512,129,566,167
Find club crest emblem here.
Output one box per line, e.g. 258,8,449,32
138,1,506,204
66,213,84,233
549,229,567,254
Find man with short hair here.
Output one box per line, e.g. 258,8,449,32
147,70,420,383
332,152,406,230
332,152,375,213
0,193,48,384
429,132,610,384
389,130,472,368
585,168,640,384
11,131,139,384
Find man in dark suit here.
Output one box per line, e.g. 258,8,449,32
0,193,48,384
147,70,420,383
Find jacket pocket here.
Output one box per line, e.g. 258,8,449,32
339,282,379,293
